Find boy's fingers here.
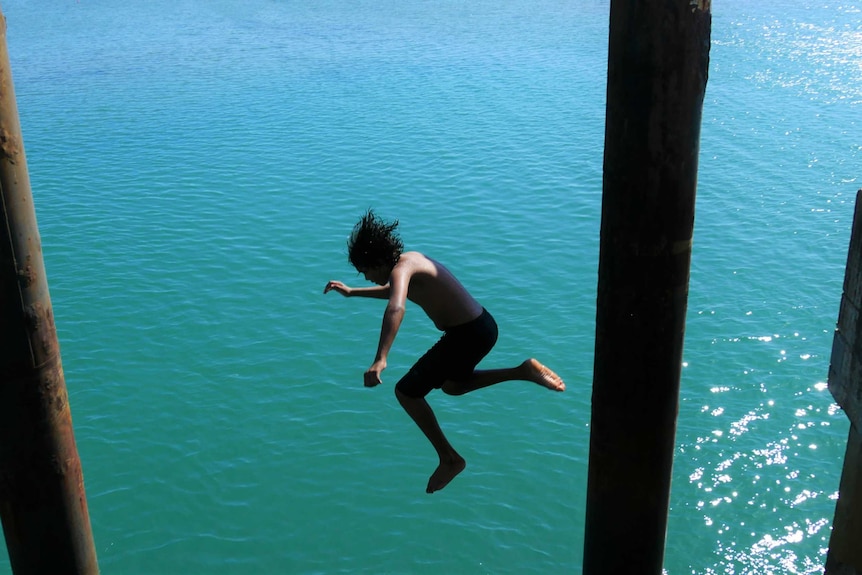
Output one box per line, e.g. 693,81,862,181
363,369,382,387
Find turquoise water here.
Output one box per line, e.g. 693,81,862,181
2,0,860,573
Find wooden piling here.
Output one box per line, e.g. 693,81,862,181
584,1,711,573
825,189,862,575
0,9,99,574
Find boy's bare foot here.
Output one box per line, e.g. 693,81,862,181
523,359,565,391
426,456,467,494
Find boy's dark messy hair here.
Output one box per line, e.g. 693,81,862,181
347,209,404,271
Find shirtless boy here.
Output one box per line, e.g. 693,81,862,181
324,210,565,494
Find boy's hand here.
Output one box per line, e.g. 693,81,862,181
364,360,386,387
324,280,351,296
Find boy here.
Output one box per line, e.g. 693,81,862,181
324,210,565,494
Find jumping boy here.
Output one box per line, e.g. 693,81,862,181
324,210,565,494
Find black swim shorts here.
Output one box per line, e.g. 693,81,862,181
395,308,498,398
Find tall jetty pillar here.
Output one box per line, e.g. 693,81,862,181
825,189,862,575
0,10,100,575
584,2,711,573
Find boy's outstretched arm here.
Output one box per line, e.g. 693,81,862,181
364,268,409,387
324,280,391,299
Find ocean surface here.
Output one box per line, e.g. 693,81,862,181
1,1,860,573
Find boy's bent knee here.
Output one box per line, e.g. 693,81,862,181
394,383,408,400
395,367,438,398
395,379,426,400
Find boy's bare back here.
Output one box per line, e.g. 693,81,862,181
394,252,484,331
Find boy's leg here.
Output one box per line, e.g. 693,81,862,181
394,388,466,494
442,358,565,396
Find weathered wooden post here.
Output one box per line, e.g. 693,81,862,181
825,189,862,575
0,9,100,575
584,1,711,573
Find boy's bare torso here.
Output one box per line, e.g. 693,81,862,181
395,251,484,331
